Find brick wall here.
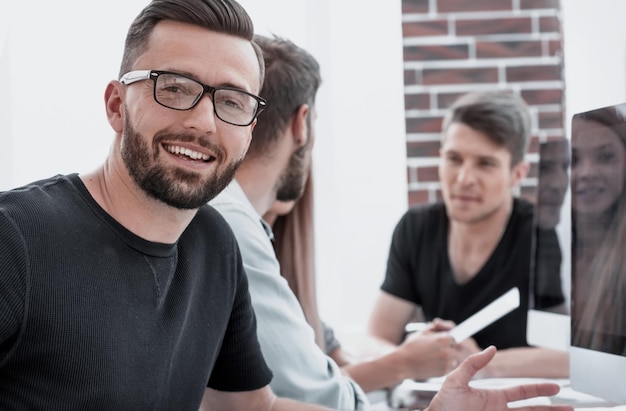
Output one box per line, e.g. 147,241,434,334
401,0,564,207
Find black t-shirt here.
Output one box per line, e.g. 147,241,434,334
0,174,272,410
381,198,534,349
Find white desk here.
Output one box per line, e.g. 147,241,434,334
369,378,626,410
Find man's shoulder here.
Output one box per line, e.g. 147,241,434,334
512,197,535,220
0,174,78,218
392,202,447,241
403,201,447,222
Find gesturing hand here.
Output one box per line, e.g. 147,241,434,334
424,346,573,411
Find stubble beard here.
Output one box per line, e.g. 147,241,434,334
121,114,242,209
276,143,309,202
445,191,505,226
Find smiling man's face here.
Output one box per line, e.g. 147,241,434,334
117,20,261,209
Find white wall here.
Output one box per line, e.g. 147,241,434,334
0,1,146,190
561,0,626,118
1,1,408,332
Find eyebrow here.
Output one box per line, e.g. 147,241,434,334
161,68,252,92
444,149,501,163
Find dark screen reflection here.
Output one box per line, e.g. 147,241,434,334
531,139,570,313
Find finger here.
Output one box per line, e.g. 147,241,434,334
502,382,562,403
430,318,456,331
449,345,496,383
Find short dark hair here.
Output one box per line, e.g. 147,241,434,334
442,91,531,167
247,34,322,159
119,0,264,89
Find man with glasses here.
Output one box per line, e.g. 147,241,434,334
0,1,328,409
0,0,571,410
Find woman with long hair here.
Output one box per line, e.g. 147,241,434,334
572,105,626,354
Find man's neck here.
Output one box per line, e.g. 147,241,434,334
448,197,514,283
234,162,280,217
80,162,197,244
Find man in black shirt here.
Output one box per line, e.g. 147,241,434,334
368,91,569,379
0,2,572,410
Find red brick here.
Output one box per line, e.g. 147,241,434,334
417,166,440,182
408,189,430,206
538,110,564,129
544,132,566,141
548,39,563,56
520,88,563,105
405,117,443,134
528,161,539,179
404,44,469,62
520,0,560,10
404,69,418,86
539,15,561,33
403,20,448,37
423,67,499,85
407,140,442,157
476,40,543,59
456,17,532,36
402,0,429,14
438,0,513,13
404,93,431,110
437,92,468,109
506,64,561,82
528,135,540,154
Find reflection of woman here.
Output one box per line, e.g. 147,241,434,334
572,106,626,354
263,172,354,366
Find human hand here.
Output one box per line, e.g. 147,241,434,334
425,317,456,333
424,346,573,411
399,330,457,380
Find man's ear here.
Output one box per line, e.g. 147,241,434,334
511,160,530,187
291,103,310,148
105,81,125,133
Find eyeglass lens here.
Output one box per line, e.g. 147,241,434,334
154,72,260,126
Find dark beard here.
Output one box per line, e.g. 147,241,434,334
121,115,241,209
276,143,308,202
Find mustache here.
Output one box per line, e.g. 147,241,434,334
153,132,225,161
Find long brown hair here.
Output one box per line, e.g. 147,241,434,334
573,106,626,352
270,172,325,350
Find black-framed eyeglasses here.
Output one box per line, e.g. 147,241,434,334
119,70,267,127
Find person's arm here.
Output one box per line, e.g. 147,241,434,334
341,330,458,392
211,197,366,410
475,347,569,379
200,386,334,411
367,290,421,344
424,346,574,411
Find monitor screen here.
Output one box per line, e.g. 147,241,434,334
570,102,626,405
526,138,571,351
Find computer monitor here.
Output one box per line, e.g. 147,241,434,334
526,138,571,352
570,102,626,405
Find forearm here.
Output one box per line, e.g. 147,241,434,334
342,350,407,393
480,347,569,378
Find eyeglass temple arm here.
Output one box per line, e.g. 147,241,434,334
119,70,152,84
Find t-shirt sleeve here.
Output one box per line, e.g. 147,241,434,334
0,210,27,359
207,237,273,392
380,210,422,304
